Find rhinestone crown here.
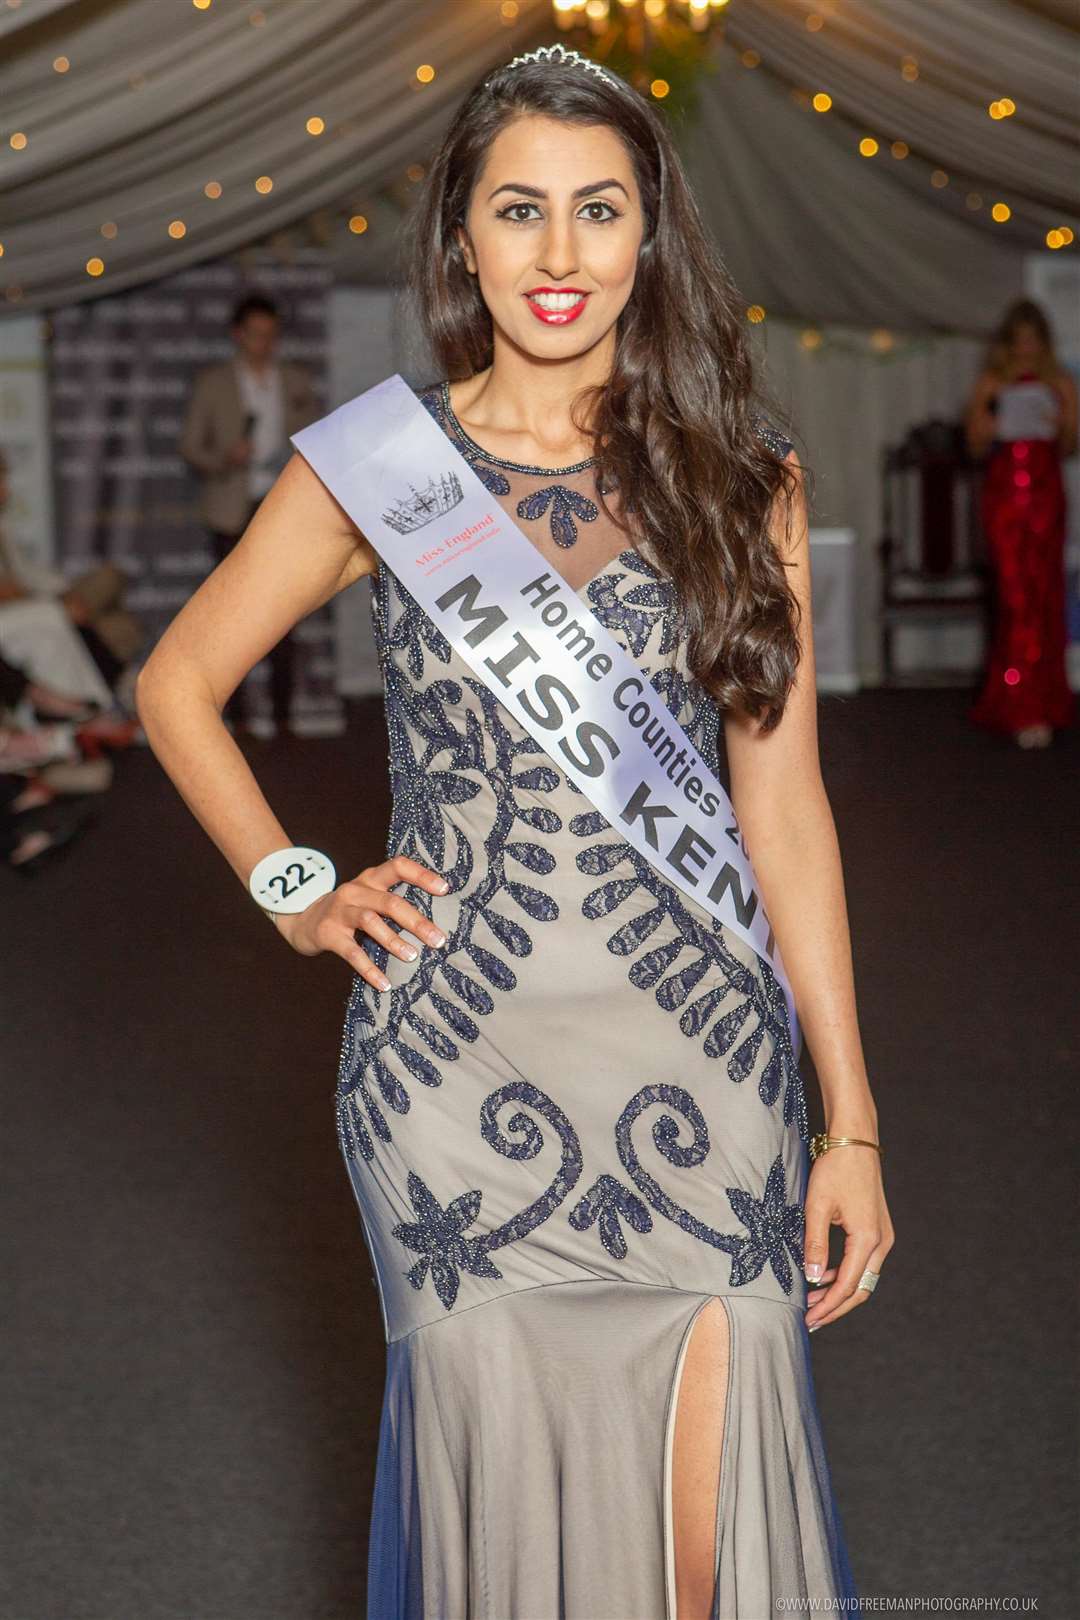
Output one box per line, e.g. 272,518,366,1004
485,42,618,90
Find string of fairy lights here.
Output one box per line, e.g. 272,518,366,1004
0,0,1075,346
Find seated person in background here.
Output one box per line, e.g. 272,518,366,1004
0,446,145,710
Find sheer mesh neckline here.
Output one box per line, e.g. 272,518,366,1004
439,379,598,477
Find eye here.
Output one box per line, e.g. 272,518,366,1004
580,199,621,223
494,198,623,225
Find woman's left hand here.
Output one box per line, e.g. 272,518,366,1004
802,1142,894,1333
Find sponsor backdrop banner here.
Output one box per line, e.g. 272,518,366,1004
48,253,342,734
0,313,56,568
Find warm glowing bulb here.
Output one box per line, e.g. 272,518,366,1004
1059,227,1074,244
891,141,909,159
989,101,1004,120
168,219,186,239
348,215,368,234
100,221,118,239
901,57,918,81
859,137,879,157
255,175,273,194
930,170,948,188
650,78,670,98
204,181,222,199
1046,229,1064,249
9,133,27,151
500,1,519,15
192,0,211,10
0,243,4,258
416,64,435,83
53,55,70,72
86,257,105,277
747,305,765,323
991,202,1011,222
306,116,325,135
812,93,831,112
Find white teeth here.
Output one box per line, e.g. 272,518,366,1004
529,291,585,311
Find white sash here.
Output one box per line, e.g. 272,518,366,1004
292,374,801,1056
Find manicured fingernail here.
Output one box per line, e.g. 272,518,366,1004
402,945,418,961
808,1323,820,1333
435,878,449,893
376,974,391,992
805,1262,823,1281
429,929,446,947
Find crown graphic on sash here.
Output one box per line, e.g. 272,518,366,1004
381,470,465,535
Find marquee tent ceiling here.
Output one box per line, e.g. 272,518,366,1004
1,0,1077,331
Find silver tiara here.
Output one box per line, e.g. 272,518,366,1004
485,42,618,90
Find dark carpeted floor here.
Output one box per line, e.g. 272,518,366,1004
4,689,1077,1619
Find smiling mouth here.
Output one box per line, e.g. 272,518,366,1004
524,290,590,324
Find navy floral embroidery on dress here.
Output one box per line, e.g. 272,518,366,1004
726,1151,806,1292
391,1081,584,1311
334,565,566,1169
569,813,805,1135
569,1173,653,1260
392,1170,502,1310
341,381,808,1328
584,551,681,660
390,1082,802,1308
616,1086,804,1293
516,482,599,548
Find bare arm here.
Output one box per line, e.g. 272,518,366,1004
724,455,876,1140
135,451,447,980
1053,370,1078,458
963,370,999,459
723,452,893,1330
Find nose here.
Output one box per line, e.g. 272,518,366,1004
535,210,580,283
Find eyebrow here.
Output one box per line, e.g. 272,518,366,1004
486,178,629,203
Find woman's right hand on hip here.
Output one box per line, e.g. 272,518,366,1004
275,855,450,990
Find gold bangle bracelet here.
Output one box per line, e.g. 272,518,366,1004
808,1133,884,1162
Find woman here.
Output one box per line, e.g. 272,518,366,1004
965,298,1078,747
137,45,891,1619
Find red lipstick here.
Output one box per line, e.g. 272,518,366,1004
523,287,590,325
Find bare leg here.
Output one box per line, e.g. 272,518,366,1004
671,1298,730,1619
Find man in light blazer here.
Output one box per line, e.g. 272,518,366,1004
181,292,316,735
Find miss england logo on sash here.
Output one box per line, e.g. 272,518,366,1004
292,375,802,1057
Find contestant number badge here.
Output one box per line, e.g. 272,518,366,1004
248,847,337,914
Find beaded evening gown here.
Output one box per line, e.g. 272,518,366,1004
337,379,859,1618
969,371,1075,735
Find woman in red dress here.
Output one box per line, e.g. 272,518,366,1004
964,298,1078,747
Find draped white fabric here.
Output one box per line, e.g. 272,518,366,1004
1,0,1077,322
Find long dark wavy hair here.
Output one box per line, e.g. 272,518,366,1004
399,50,807,732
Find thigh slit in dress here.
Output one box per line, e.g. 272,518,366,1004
334,380,859,1618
